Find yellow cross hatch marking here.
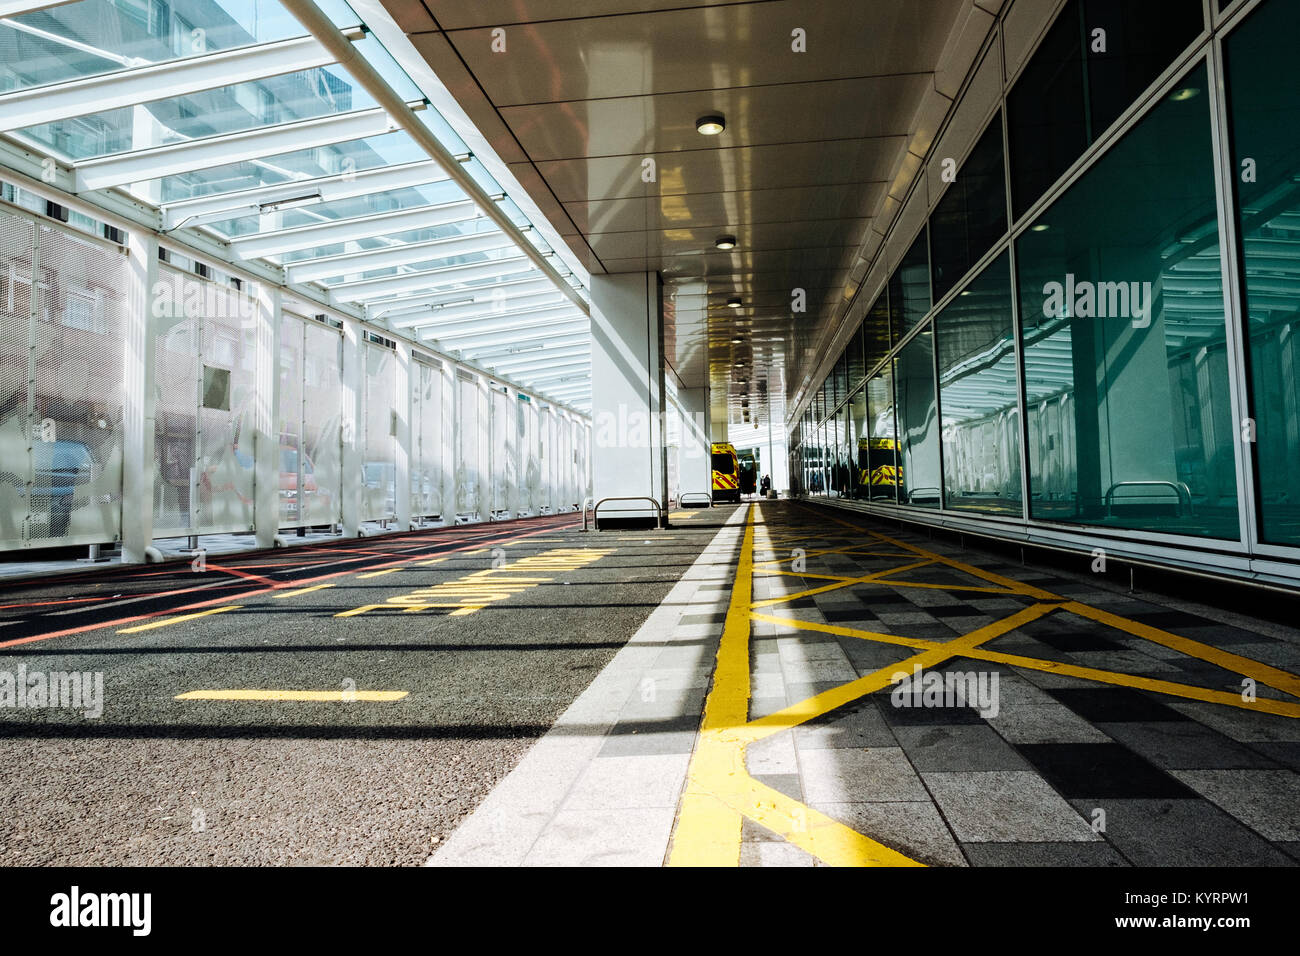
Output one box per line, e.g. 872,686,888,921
668,502,1300,867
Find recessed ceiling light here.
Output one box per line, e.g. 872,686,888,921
1031,223,1050,232
1169,87,1200,102
726,297,742,308
715,235,737,250
731,337,743,343
696,114,726,135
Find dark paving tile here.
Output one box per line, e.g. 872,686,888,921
875,689,988,726
1048,687,1190,723
926,605,986,618
821,607,879,623
740,817,781,843
1174,624,1276,647
1097,721,1278,771
752,773,803,801
1246,741,1300,771
1017,743,1195,799
1123,609,1212,630
894,725,1030,772
1069,798,1297,866
962,841,1128,867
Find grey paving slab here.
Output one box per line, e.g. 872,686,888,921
746,731,799,776
1166,700,1300,743
811,800,967,867
961,841,1128,867
1169,769,1300,841
1098,720,1279,770
893,725,1032,772
794,702,898,750
922,770,1099,843
739,841,819,867
1068,798,1296,866
753,772,803,801
796,747,929,803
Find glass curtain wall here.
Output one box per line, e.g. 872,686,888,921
791,0,1294,558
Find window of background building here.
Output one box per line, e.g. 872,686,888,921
864,291,891,372
866,370,898,503
850,385,868,499
889,229,931,342
894,328,941,508
1224,0,1300,547
930,113,1008,302
1008,0,1204,219
1016,61,1238,540
935,252,1022,515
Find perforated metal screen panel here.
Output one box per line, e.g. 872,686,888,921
302,319,341,526
195,280,256,534
523,398,541,514
362,342,396,521
26,223,126,546
278,315,304,528
455,370,479,515
152,265,198,536
490,385,510,515
412,359,442,518
0,212,35,550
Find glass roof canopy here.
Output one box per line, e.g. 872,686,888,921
0,0,592,412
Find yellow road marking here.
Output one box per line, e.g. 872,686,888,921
358,567,401,579
669,506,922,867
416,557,448,567
749,559,935,609
119,605,240,633
754,610,1300,720
334,604,385,618
175,689,408,702
274,583,334,599
1063,600,1300,699
735,604,1056,744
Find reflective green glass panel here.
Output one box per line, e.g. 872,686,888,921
895,327,940,508
1017,62,1238,539
889,230,931,341
866,371,898,503
1225,0,1300,546
936,252,1022,514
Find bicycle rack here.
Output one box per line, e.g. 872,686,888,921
678,491,712,509
583,495,666,531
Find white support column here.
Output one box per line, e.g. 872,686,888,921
476,373,490,522
340,316,363,537
394,338,412,530
254,284,282,549
121,230,157,563
590,272,668,522
677,386,711,502
440,360,454,523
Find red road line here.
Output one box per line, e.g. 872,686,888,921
0,518,580,650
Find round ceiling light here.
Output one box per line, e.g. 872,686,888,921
696,114,726,135
715,235,737,250
726,297,742,309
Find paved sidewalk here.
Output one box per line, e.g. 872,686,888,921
427,506,748,866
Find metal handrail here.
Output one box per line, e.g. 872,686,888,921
584,495,665,531
1104,480,1192,516
678,491,712,508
